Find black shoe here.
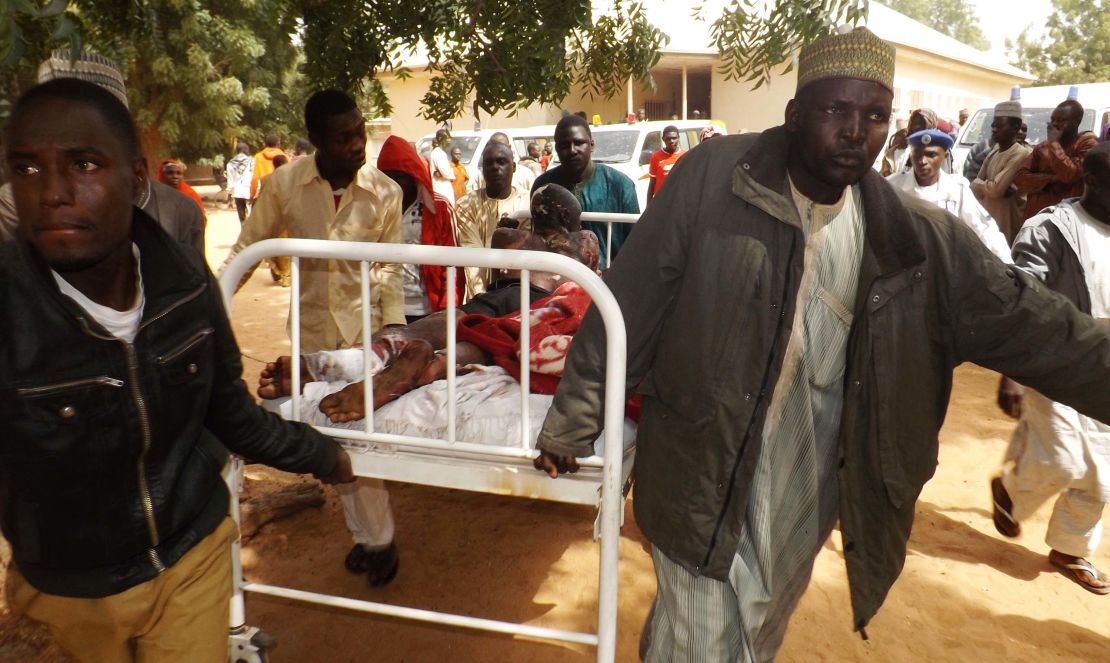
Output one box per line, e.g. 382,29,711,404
344,543,399,587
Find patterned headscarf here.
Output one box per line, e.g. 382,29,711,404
910,108,939,130
156,159,207,220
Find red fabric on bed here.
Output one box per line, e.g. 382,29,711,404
456,281,640,420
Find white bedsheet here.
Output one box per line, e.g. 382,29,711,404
277,365,636,456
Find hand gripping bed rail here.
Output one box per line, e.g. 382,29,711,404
218,237,628,662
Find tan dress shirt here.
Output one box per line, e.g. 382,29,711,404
455,185,532,299
971,142,1032,244
220,156,404,351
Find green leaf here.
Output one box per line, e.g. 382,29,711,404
40,0,69,18
49,13,74,40
0,19,23,67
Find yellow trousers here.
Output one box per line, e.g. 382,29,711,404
7,517,237,663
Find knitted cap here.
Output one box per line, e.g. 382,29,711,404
993,100,1022,120
37,49,128,108
796,27,895,93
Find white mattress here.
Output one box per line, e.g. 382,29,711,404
276,365,635,456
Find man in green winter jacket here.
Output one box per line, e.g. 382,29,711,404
534,27,1110,662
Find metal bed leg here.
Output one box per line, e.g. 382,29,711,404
226,458,277,662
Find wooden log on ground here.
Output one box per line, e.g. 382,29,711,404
240,482,326,538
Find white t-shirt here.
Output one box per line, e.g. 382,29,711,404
400,202,431,317
429,147,456,205
52,244,145,343
1076,203,1110,319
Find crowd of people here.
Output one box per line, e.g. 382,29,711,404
1,24,1110,663
880,91,1110,601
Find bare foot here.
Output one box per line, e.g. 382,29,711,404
1049,550,1110,595
319,381,367,423
319,340,436,422
257,356,311,399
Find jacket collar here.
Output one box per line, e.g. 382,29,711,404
733,126,926,277
15,208,206,336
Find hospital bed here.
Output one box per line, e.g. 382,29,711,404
220,211,639,662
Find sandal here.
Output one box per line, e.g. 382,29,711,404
990,477,1020,538
1050,554,1110,595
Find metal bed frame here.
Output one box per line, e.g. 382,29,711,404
219,216,636,662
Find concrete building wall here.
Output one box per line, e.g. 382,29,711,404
707,49,1023,135
891,49,1020,121
711,66,798,133
376,46,1027,143
375,72,562,144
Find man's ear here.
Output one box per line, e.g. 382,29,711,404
785,99,800,133
133,157,149,199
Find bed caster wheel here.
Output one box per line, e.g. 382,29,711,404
229,625,276,663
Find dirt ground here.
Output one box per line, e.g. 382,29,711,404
1,199,1108,662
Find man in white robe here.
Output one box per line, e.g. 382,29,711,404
429,129,456,205
887,128,1012,263
992,141,1110,595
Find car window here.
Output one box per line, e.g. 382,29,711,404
958,111,993,146
642,132,662,153
959,108,1087,147
448,137,483,163
591,130,640,163
683,130,700,150
511,136,554,160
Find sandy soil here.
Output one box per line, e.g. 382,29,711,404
1,199,1107,662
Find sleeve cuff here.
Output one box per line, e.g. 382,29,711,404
536,433,592,458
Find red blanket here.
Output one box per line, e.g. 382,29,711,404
456,281,640,419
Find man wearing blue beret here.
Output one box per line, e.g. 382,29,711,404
887,128,1012,262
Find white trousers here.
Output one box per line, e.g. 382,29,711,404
1002,390,1109,558
336,479,395,549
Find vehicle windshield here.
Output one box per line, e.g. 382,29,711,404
590,130,639,163
511,136,552,159
415,136,483,163
959,108,1097,146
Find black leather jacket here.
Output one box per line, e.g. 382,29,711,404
0,211,339,598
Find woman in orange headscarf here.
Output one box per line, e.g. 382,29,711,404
157,159,207,221
376,136,463,314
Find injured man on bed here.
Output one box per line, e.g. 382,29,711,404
255,183,629,585
257,183,599,417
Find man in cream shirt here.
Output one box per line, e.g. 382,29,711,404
221,89,404,349
219,89,403,585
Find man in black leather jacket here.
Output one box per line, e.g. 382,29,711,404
0,79,353,663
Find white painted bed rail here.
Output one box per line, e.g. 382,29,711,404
219,235,628,662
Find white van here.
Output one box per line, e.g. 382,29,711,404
953,83,1110,176
583,120,717,210
414,125,556,186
